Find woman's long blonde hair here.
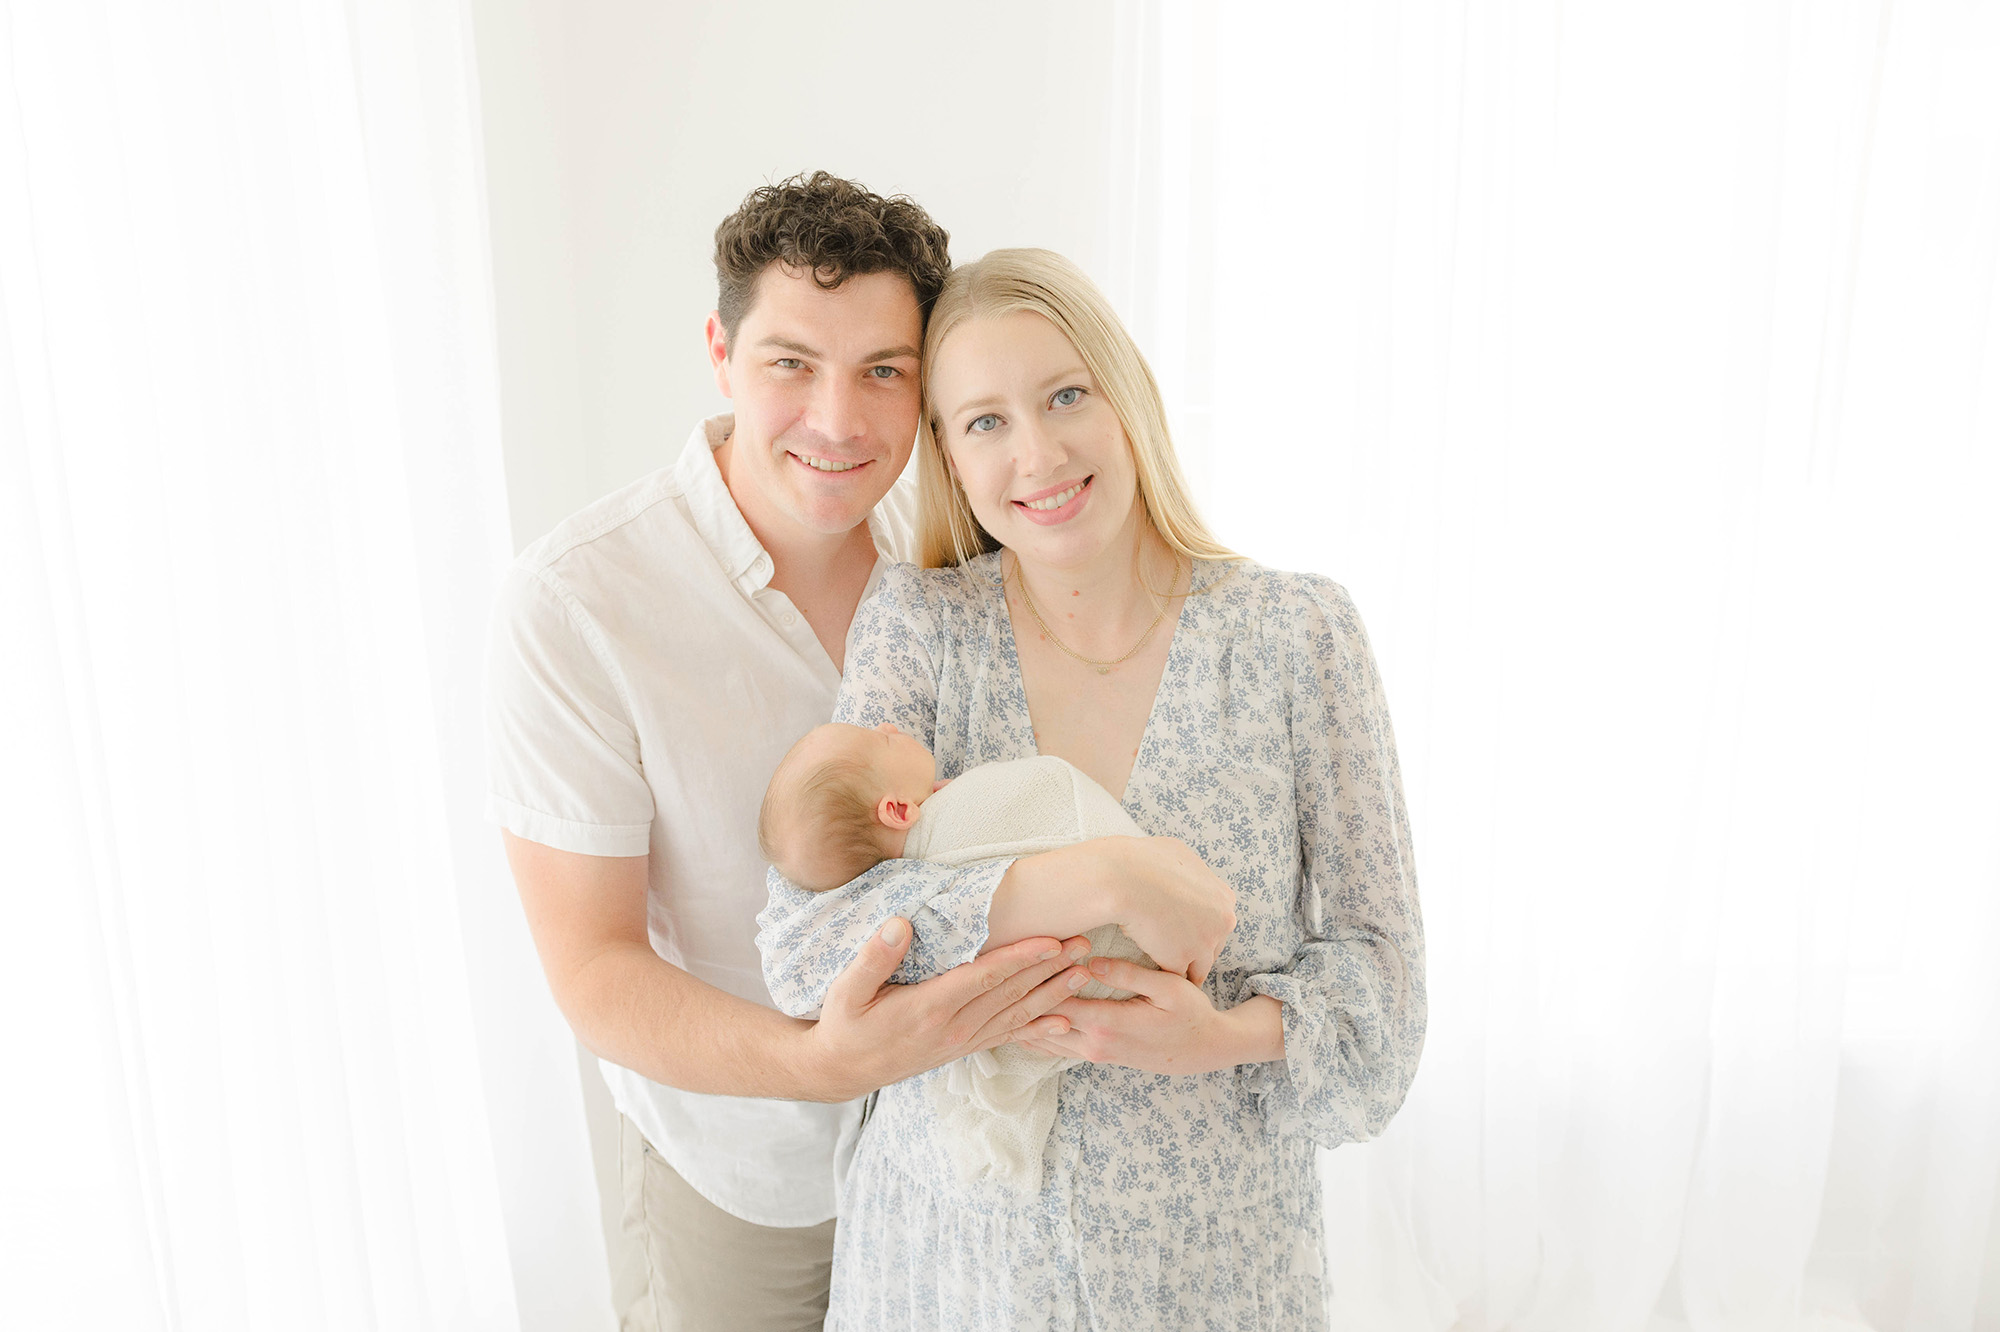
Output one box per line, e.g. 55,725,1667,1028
915,248,1238,570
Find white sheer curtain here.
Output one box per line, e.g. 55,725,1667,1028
0,2,608,1328
1111,2,2000,1329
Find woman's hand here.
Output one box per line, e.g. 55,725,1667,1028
1010,957,1285,1077
1101,837,1237,985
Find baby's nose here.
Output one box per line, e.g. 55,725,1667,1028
875,722,900,736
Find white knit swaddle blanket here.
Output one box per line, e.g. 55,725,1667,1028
903,755,1157,1198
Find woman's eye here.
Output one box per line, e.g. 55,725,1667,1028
968,414,1001,434
868,365,901,379
1051,386,1084,408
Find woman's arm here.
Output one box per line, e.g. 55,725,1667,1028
1238,576,1426,1147
984,836,1237,984
756,830,1237,1016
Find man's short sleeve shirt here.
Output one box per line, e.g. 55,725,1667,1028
485,413,916,1227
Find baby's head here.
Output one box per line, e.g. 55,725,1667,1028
759,722,938,891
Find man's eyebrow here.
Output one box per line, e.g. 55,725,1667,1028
755,336,824,359
754,336,919,365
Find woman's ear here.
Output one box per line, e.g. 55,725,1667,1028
877,796,917,831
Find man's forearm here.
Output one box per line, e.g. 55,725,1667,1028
553,941,838,1101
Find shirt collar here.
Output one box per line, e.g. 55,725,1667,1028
673,412,904,596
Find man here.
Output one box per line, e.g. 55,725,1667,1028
485,174,1089,1330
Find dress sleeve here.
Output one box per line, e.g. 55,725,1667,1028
1240,576,1427,1149
755,564,1014,1017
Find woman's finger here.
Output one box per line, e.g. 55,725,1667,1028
1008,1037,1067,1058
1012,1027,1091,1059
1085,957,1187,1003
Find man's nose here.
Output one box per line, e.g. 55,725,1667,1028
805,373,866,445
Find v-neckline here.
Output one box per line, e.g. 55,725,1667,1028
989,553,1203,811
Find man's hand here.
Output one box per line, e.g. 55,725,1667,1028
1010,957,1285,1077
802,918,1094,1102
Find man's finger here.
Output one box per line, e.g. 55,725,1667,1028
821,916,911,1016
966,964,1093,1049
927,934,1087,1037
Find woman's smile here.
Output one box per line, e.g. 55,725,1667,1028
1013,475,1093,524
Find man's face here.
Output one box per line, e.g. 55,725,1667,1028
708,265,924,541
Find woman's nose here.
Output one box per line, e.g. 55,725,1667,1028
1012,417,1066,477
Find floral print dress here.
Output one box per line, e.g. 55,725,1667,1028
755,553,1426,1331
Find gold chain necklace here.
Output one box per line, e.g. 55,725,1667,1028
1010,554,1185,675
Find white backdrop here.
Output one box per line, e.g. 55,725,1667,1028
2,0,608,1327
8,0,1993,1328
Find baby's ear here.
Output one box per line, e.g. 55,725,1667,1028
877,795,917,831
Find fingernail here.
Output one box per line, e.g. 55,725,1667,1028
1039,947,1061,961
879,919,908,946
1068,943,1091,962
1067,969,1088,990
1088,958,1109,977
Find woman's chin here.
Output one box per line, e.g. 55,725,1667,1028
997,524,1114,573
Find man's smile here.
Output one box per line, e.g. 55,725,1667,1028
788,450,871,474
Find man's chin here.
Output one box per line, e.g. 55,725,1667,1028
786,491,888,537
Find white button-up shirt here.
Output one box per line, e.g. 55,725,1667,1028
485,413,916,1226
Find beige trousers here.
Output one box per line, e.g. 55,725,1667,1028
614,1113,837,1332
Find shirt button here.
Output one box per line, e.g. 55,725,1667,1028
783,611,797,626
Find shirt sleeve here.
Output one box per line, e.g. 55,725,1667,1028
756,563,1012,1015
484,563,654,856
1240,575,1427,1149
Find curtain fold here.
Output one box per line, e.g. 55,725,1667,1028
1,2,609,1327
1113,3,2000,1329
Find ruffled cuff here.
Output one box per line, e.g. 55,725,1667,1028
898,856,1014,981
1238,945,1406,1150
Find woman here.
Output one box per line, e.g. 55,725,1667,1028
757,249,1425,1329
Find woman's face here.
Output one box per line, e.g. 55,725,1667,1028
927,311,1140,573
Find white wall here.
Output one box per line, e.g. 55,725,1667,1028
474,0,1123,550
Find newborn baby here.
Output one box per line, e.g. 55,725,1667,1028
758,721,1158,1196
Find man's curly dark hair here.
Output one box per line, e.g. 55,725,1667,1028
712,171,952,347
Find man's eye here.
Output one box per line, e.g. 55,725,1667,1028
968,414,1001,434
868,366,901,379
1051,386,1084,408
774,358,804,370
